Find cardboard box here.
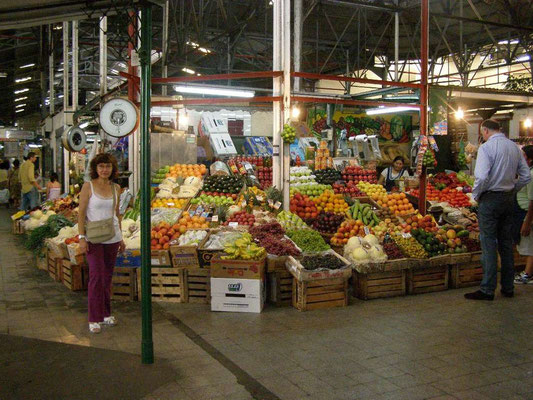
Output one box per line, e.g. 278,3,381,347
116,249,142,267
151,250,171,267
209,133,237,157
210,277,265,313
244,137,273,156
210,256,266,280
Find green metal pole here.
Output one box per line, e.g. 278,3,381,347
140,2,154,365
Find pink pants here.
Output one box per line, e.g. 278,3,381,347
86,242,120,322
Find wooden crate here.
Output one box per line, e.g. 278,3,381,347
111,267,137,301
181,268,210,304
353,270,407,300
12,219,24,235
151,250,172,267
47,252,63,282
62,259,88,291
267,269,293,307
35,254,47,271
449,252,482,289
137,267,183,302
407,265,449,295
292,277,349,311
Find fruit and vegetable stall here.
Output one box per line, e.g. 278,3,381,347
11,144,514,314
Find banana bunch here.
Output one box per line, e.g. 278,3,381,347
345,200,380,227
222,233,266,260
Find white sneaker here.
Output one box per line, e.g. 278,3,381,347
89,322,101,334
102,316,117,326
514,272,532,284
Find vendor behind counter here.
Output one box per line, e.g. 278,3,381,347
378,156,412,192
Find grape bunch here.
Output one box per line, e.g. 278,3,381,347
281,124,296,143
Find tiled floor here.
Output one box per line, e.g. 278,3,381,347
2,209,533,399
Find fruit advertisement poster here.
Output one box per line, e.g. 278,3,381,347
308,109,413,164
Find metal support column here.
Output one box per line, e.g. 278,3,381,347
128,11,139,194
72,21,79,110
282,0,291,210
272,0,282,191
49,25,55,115
162,0,169,96
139,3,154,365
99,16,108,96
293,0,302,93
62,21,70,193
418,0,429,215
394,6,399,81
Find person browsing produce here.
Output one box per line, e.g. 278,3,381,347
465,119,531,301
378,156,411,192
19,152,42,211
515,145,533,284
78,153,125,334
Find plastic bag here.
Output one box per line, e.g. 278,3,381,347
151,208,182,226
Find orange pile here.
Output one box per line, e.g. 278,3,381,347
313,190,349,214
166,163,207,178
372,192,415,216
150,212,209,250
400,215,437,233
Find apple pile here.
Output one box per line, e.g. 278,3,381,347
256,166,273,189
222,211,256,227
289,192,318,222
332,182,364,197
342,166,377,185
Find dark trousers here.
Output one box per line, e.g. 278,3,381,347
86,242,120,322
478,192,515,295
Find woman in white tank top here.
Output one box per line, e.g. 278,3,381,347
78,153,125,334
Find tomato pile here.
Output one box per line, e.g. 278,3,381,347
411,185,471,208
289,193,318,221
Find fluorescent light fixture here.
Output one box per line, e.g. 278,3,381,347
79,121,90,129
186,41,212,54
58,94,64,98
455,107,464,119
0,72,7,78
28,144,42,148
174,85,255,98
15,109,25,113
366,106,419,115
525,118,532,128
20,63,35,69
15,96,28,102
515,54,530,62
16,103,26,108
15,76,31,83
182,67,196,75
498,39,519,45
53,25,62,30
14,88,29,94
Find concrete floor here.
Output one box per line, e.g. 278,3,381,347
2,208,533,400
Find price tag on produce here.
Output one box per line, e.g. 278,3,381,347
402,232,412,239
363,226,370,235
228,222,239,228
256,195,264,202
152,258,160,266
211,215,219,222
241,201,247,208
274,201,282,210
268,199,274,207
201,212,209,219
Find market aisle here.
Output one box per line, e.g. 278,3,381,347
3,206,533,400
0,209,254,400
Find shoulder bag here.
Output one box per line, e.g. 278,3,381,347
86,184,117,243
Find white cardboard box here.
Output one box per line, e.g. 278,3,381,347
210,277,265,313
209,133,237,157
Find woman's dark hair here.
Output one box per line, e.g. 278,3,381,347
392,156,406,164
0,161,7,170
522,145,533,162
50,172,59,183
13,159,20,168
89,153,119,180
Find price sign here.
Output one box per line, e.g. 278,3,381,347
268,199,274,207
256,195,264,202
211,215,219,222
274,201,282,210
363,226,370,235
228,222,239,228
402,232,412,239
241,201,247,208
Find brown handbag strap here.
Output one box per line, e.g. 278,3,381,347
111,183,116,215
